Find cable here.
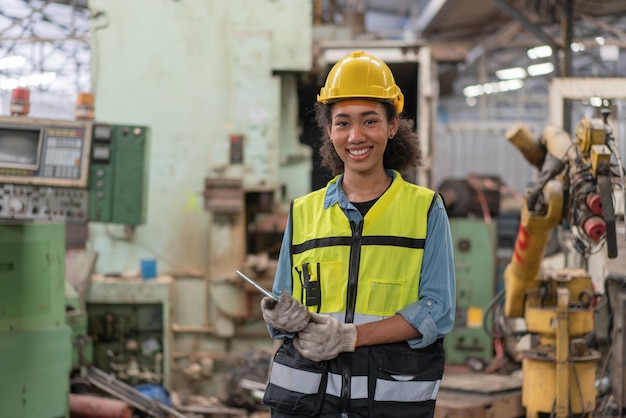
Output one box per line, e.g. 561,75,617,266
482,287,529,339
482,288,505,338
466,174,493,224
607,140,626,225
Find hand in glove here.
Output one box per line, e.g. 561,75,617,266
261,291,310,333
294,312,357,362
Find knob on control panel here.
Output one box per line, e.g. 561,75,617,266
9,198,24,214
0,185,88,222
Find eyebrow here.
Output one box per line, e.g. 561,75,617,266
333,110,381,119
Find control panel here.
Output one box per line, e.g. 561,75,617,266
0,184,87,222
88,124,149,225
0,116,149,225
0,117,91,187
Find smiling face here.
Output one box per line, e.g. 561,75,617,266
327,99,398,178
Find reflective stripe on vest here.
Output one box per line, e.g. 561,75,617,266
327,311,392,324
270,362,442,402
374,378,441,402
290,171,434,317
268,362,322,395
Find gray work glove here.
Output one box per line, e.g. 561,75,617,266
294,312,357,362
261,291,310,333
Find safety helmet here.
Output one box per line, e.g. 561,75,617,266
317,50,404,114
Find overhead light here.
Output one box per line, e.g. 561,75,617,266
0,55,26,70
570,42,585,52
498,79,524,92
589,97,603,107
465,97,477,107
600,45,619,62
463,84,482,98
595,37,606,46
462,79,524,98
0,72,57,91
527,45,552,59
527,62,554,76
495,67,527,80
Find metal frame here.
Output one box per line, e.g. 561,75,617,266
549,77,626,128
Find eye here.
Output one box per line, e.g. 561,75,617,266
334,120,349,127
364,119,379,125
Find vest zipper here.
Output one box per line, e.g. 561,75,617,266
341,220,363,412
345,220,362,323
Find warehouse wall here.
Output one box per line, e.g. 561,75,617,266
88,0,312,276
86,0,313,396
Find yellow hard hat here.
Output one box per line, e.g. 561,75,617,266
318,51,404,113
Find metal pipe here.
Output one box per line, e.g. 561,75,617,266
560,0,573,77
555,287,570,418
171,323,217,334
69,394,133,418
561,0,574,133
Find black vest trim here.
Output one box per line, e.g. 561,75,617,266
292,236,425,254
427,193,440,218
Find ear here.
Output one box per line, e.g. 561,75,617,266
389,115,399,138
326,125,332,138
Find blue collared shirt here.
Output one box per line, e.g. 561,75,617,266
270,170,456,349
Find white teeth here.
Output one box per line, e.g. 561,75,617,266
349,148,369,156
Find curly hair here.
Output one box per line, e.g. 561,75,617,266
314,100,422,176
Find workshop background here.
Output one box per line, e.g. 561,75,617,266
1,0,626,417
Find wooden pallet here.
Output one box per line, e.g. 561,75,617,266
434,371,524,418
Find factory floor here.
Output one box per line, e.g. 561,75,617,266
434,367,524,418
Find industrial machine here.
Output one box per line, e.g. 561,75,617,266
0,116,148,225
86,275,174,388
444,217,498,366
502,110,625,418
437,175,504,367
0,114,149,418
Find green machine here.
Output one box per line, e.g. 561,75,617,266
0,223,70,418
444,218,498,366
88,123,149,225
0,116,149,418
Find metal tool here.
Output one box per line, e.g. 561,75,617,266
236,270,279,300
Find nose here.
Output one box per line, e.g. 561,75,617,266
348,125,364,143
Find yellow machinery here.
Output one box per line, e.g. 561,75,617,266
504,110,623,418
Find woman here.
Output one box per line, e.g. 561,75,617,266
260,50,456,418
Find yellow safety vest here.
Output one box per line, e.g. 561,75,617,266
290,171,435,322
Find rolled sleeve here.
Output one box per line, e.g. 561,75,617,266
399,197,456,349
400,300,440,348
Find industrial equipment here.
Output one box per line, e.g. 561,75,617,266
438,175,522,368
502,110,625,417
0,222,71,418
444,217,498,366
0,114,149,418
0,116,149,225
86,275,174,388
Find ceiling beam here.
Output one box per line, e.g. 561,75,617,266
490,0,561,74
465,20,522,67
580,14,626,40
43,0,89,9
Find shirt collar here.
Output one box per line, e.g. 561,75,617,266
323,169,397,210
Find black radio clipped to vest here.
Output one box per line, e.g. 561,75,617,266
302,262,321,310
